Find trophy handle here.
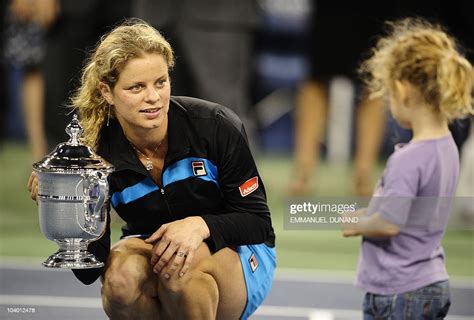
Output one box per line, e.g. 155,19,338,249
80,172,109,236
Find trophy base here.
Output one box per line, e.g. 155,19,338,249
43,240,104,269
43,250,104,269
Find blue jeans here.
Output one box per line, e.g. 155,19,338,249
363,281,451,319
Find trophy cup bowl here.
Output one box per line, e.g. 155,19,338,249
33,115,114,269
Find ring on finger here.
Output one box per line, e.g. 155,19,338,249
176,251,186,258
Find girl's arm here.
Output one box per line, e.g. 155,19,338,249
342,209,400,238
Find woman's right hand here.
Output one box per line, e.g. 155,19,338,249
27,171,39,202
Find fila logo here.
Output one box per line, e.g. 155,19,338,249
239,176,259,197
192,161,207,176
249,253,259,272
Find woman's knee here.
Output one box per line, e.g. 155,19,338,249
159,268,219,303
103,239,155,305
157,243,214,293
156,246,246,318
157,247,240,304
103,266,142,305
183,271,219,304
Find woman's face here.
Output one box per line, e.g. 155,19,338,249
101,53,171,136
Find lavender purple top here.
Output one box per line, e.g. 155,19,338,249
356,135,459,294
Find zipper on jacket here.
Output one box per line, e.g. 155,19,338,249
160,188,172,216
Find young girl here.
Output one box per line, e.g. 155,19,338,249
342,18,473,319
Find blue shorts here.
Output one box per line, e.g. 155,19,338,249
237,244,276,320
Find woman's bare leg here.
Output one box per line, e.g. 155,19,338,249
157,244,246,319
101,238,247,319
101,239,161,319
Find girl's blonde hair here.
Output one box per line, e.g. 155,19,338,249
71,19,175,147
360,17,473,120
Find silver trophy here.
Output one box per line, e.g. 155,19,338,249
33,115,114,268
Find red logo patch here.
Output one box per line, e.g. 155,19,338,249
239,176,259,197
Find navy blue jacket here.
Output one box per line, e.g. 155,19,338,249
73,96,275,284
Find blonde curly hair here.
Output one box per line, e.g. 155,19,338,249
71,19,175,147
359,17,473,120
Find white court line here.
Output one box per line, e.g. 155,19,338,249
0,258,54,271
0,295,102,308
1,259,473,289
255,306,337,319
255,306,473,320
0,295,472,320
275,268,474,289
0,297,343,319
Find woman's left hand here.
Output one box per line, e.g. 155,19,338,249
145,216,210,279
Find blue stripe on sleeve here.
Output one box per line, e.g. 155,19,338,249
162,157,218,187
111,177,158,207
